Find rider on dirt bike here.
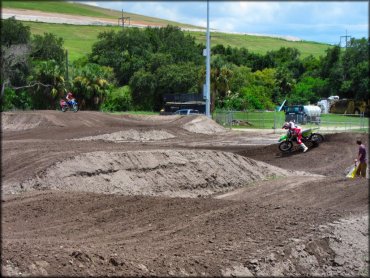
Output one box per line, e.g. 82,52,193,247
66,91,75,105
282,121,308,153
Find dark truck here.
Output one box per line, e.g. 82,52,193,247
284,105,321,124
160,93,205,115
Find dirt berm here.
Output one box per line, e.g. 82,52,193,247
2,111,368,277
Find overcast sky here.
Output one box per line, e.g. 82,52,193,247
82,1,368,45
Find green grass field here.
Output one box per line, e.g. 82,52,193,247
213,110,369,132
22,22,125,61
188,31,330,58
22,21,331,62
2,1,203,29
5,1,332,62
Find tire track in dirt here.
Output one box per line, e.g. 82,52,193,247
2,110,368,277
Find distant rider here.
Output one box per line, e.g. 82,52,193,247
282,121,308,152
66,91,75,105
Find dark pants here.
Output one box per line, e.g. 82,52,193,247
356,162,367,178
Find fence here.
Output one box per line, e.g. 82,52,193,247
212,110,369,133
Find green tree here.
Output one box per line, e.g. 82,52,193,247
1,16,31,47
156,62,200,95
31,33,65,64
266,47,303,78
72,63,115,109
301,54,321,77
157,25,203,64
1,87,32,111
240,85,275,110
339,38,369,100
228,65,253,94
101,85,132,112
129,69,157,110
288,76,327,105
275,66,296,98
1,18,32,99
27,60,65,109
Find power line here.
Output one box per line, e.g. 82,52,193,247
339,30,351,48
118,9,130,27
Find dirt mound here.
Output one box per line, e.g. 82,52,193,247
119,114,181,123
16,150,315,197
252,214,368,276
2,112,64,131
72,129,175,142
120,114,227,135
216,176,368,212
182,115,227,134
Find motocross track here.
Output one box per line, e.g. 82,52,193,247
2,110,369,277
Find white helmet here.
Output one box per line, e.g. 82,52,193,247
282,121,295,129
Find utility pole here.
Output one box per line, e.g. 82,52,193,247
205,0,211,118
340,30,351,48
118,9,130,27
65,49,69,83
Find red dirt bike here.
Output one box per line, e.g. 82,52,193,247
61,99,79,112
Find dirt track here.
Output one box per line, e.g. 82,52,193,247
2,110,369,277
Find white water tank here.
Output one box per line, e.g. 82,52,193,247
304,105,321,117
317,99,329,114
328,95,339,100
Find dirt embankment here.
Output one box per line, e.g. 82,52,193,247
1,110,368,277
15,149,315,197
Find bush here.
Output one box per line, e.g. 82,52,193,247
1,88,33,111
240,85,275,110
101,85,132,112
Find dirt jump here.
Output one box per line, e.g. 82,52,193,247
2,110,369,277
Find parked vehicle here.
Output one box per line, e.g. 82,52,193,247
278,128,324,153
174,109,200,115
317,96,369,116
283,105,321,124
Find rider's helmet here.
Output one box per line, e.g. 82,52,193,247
282,121,295,129
282,122,290,129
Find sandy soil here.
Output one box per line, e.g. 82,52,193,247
1,110,369,277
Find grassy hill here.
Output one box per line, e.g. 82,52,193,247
2,1,203,29
188,31,330,57
4,1,332,62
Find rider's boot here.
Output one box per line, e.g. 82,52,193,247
301,143,308,152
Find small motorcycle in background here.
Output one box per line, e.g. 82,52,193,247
61,99,79,112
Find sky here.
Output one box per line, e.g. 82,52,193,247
81,1,369,45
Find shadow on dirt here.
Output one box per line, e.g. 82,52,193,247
277,142,320,158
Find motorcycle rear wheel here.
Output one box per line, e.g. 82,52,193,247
279,141,293,152
310,133,324,143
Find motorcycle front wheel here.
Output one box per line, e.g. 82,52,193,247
72,104,79,112
279,141,293,152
